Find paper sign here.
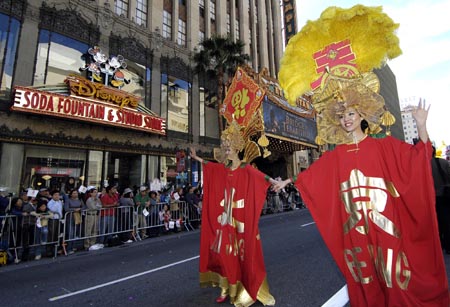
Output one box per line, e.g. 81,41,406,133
27,189,38,198
78,185,87,193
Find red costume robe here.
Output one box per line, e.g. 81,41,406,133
199,162,275,307
294,136,449,306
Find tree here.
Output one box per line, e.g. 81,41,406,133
193,35,250,132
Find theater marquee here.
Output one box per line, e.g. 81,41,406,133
12,86,166,135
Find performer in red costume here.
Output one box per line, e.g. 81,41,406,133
275,5,449,306
190,120,276,307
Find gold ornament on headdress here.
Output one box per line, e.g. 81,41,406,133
279,5,402,145
213,118,245,164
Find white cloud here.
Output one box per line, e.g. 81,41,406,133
294,0,450,144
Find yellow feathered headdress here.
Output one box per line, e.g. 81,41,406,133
279,5,402,145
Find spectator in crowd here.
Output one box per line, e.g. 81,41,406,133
0,189,8,216
147,190,161,236
159,190,170,204
159,204,171,232
64,189,85,254
10,197,23,216
84,187,102,250
134,186,150,240
0,189,10,252
47,190,63,255
61,177,76,203
32,198,53,260
119,188,134,243
38,188,51,201
431,146,450,254
185,186,201,228
175,187,185,202
21,197,38,261
9,197,24,262
99,185,119,246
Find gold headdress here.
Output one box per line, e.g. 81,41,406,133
214,116,265,165
279,5,402,145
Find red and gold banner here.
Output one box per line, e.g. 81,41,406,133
221,67,265,127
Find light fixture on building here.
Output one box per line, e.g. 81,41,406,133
42,175,52,181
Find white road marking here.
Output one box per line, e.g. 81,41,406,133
321,285,349,307
301,221,316,227
48,255,200,302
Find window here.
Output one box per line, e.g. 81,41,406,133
210,0,216,21
161,74,190,133
34,30,88,86
121,62,150,102
235,18,240,39
177,19,186,46
199,31,205,43
227,14,231,34
136,0,147,26
199,87,206,136
199,0,205,17
115,0,129,17
0,13,20,100
162,10,172,39
22,145,86,191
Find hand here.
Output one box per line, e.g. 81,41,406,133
190,148,202,163
189,147,197,159
411,98,430,127
272,179,291,192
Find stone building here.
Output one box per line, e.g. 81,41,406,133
0,0,289,193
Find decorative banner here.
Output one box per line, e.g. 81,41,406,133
263,97,317,145
311,39,357,90
221,67,265,127
12,86,166,135
283,0,297,44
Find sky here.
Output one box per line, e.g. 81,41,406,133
294,0,450,146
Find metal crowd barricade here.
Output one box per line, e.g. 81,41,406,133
0,213,62,261
0,200,205,264
62,206,136,253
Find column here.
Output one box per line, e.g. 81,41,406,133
172,0,179,44
257,0,269,71
271,0,283,75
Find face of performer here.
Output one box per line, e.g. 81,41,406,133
339,107,363,134
223,141,239,162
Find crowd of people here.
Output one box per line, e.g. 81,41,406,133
0,183,204,263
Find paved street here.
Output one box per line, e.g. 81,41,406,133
1,209,450,307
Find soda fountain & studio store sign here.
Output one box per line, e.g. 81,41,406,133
11,77,166,135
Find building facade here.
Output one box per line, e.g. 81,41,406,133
400,97,422,144
0,0,288,194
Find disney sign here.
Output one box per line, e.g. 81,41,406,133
80,46,130,89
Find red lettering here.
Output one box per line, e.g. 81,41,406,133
63,99,71,114
144,116,162,131
24,91,31,107
31,92,39,109
57,98,64,113
70,100,78,115
116,109,124,123
39,94,47,110
96,105,105,119
46,96,54,111
107,109,114,121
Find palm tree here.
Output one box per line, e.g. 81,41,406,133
193,35,250,132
